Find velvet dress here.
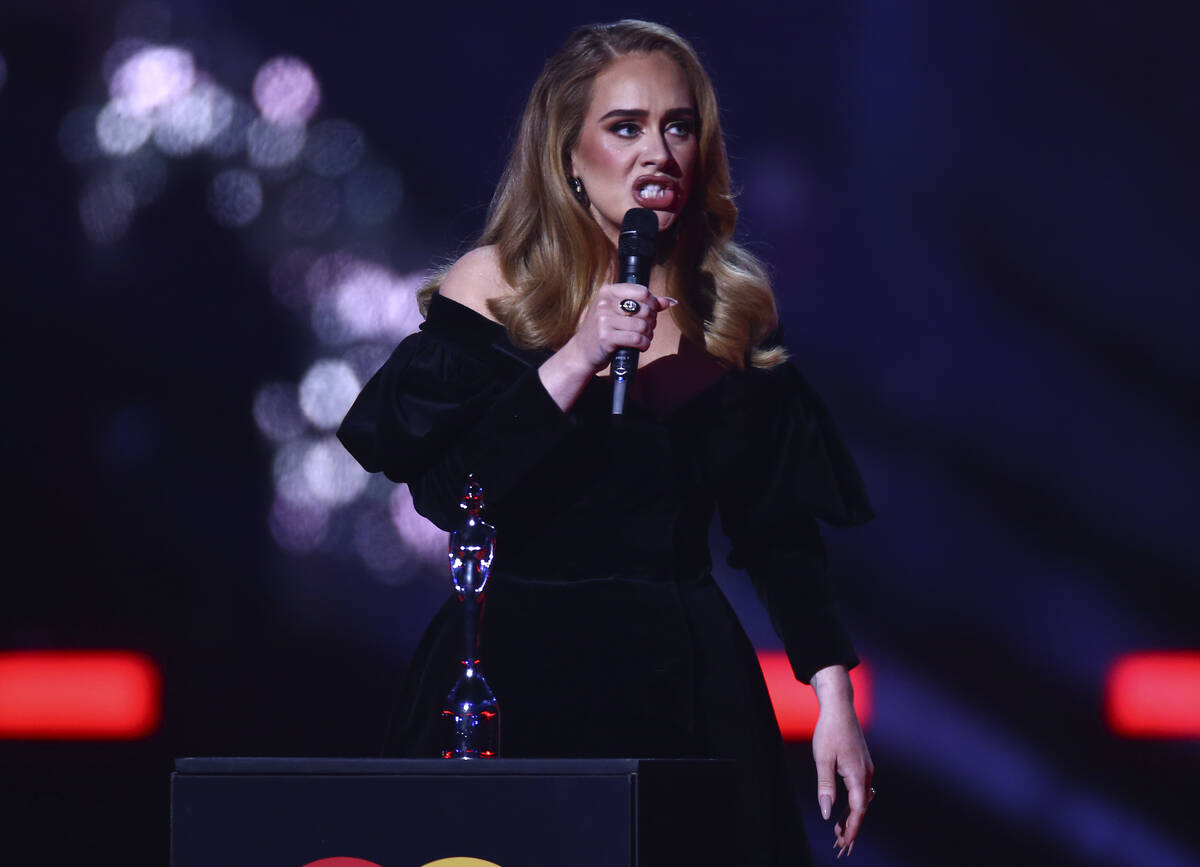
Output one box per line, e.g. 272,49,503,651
337,292,874,866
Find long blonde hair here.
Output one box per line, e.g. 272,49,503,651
420,20,786,370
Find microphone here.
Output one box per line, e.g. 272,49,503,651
611,207,658,415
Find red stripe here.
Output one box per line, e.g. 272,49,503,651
1106,651,1200,738
757,650,872,740
0,651,160,739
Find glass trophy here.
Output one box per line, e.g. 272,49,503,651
440,475,500,758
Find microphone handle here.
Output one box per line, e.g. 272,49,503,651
611,256,647,415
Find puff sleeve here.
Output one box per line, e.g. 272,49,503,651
336,295,572,530
715,362,874,683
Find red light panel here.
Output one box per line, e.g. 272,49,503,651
1106,651,1200,738
0,650,160,740
757,650,872,740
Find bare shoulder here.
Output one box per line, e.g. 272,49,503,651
438,246,511,322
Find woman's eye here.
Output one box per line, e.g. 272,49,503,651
610,122,640,138
666,121,695,138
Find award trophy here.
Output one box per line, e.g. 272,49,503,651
440,475,500,758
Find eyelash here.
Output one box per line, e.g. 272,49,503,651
609,121,695,139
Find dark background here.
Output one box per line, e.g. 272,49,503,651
1,1,1197,865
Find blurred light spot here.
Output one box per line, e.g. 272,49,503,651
253,56,320,126
273,437,316,504
115,2,172,41
0,651,160,740
757,650,872,740
333,262,422,340
353,507,409,575
246,117,306,168
389,483,445,562
206,97,255,158
59,105,104,163
1107,651,1200,738
343,342,392,382
116,149,168,205
207,168,262,228
270,247,319,310
304,248,354,299
252,382,307,442
280,176,340,238
301,437,368,505
96,101,154,155
153,79,233,156
269,494,328,553
79,176,136,244
344,163,402,224
0,52,7,94
306,119,365,177
109,44,195,117
298,359,360,430
101,38,150,86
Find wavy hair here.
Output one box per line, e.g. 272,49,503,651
420,20,785,369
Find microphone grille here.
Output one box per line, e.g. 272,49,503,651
618,207,659,257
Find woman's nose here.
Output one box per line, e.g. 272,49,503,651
641,130,677,170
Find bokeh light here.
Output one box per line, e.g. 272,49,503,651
95,101,154,155
306,119,365,178
389,483,444,563
269,494,328,554
246,117,306,168
301,437,369,506
0,52,8,94
108,44,195,118
79,176,136,244
252,382,308,443
342,343,392,383
205,97,255,158
252,56,320,127
297,359,360,430
279,176,340,238
332,261,422,341
353,507,409,576
207,168,263,228
344,163,403,225
152,78,233,156
60,21,417,564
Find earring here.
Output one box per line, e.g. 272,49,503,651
569,176,590,207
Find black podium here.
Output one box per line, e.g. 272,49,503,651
171,757,738,867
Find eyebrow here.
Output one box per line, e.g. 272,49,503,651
597,107,698,121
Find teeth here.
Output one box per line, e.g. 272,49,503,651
640,184,666,196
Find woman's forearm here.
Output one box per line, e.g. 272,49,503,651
538,339,599,412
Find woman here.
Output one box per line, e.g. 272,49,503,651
339,20,875,864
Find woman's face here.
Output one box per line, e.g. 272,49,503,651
570,52,699,245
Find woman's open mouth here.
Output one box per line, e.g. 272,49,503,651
633,176,680,210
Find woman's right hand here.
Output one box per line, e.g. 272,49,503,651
568,282,676,372
538,283,675,412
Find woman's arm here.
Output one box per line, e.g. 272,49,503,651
811,663,875,858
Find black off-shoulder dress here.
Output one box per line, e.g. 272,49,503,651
337,293,874,866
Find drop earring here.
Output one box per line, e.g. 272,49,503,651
569,176,590,207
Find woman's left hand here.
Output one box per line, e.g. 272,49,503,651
810,665,875,858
